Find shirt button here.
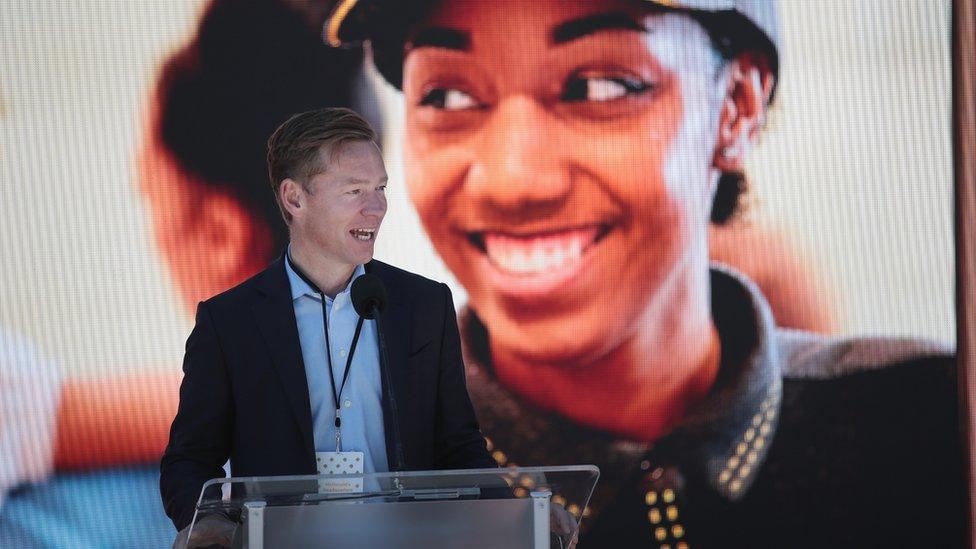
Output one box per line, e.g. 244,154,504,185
340,348,347,357
343,400,352,408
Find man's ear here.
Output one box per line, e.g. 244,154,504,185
713,51,775,172
279,178,305,222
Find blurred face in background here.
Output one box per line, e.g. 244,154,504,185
402,0,730,367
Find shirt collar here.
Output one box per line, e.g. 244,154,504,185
460,265,783,510
284,245,366,302
651,264,782,500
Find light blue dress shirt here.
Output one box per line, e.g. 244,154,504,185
285,253,389,474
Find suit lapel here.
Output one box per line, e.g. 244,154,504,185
367,261,410,470
251,257,315,462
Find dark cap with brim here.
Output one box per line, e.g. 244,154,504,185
325,0,779,93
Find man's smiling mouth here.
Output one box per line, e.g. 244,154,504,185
350,228,378,241
467,225,611,275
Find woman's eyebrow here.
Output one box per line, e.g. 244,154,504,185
552,12,648,44
407,27,471,51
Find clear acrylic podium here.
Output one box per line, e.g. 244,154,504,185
187,465,599,548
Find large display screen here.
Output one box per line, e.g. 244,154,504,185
0,0,959,546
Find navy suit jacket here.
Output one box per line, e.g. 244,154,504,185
160,257,495,530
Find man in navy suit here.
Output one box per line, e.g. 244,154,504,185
160,107,494,546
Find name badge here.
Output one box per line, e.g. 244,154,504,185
316,451,365,494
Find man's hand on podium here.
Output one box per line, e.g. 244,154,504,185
551,503,579,549
172,513,237,549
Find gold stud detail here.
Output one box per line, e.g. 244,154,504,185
513,487,528,498
553,495,567,507
662,489,676,503
582,506,592,518
746,451,759,465
672,524,685,538
491,450,507,464
730,479,742,493
645,491,658,505
752,414,763,427
760,423,772,436
519,476,536,489
718,470,732,484
655,527,668,541
728,456,740,469
677,543,690,549
648,508,662,524
754,437,765,450
661,545,672,549
744,428,756,442
739,465,752,478
567,504,580,517
666,505,679,521
736,442,748,455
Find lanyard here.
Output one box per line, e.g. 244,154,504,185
287,253,365,451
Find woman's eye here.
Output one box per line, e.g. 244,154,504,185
419,88,480,110
562,76,650,102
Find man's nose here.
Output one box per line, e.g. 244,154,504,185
361,188,387,217
467,95,572,212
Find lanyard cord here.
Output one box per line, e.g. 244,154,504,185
287,253,365,430
321,297,365,428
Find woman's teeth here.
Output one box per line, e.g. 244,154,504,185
483,228,599,275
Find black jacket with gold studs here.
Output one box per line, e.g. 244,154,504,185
461,267,966,549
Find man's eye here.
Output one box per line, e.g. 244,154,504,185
562,76,650,102
419,88,480,110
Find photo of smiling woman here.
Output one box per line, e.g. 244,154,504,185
0,0,961,547
330,0,965,546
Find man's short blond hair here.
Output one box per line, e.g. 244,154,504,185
267,107,376,223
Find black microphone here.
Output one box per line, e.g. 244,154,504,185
351,274,405,472
351,274,387,319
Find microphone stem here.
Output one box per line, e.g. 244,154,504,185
374,304,406,471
